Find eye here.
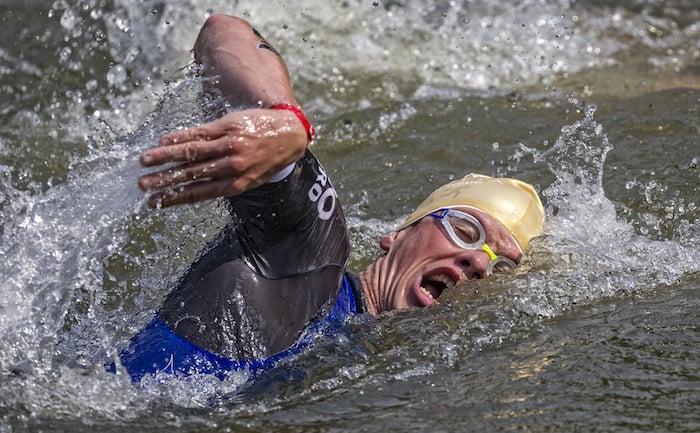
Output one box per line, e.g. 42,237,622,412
489,257,517,274
450,219,480,244
491,260,515,273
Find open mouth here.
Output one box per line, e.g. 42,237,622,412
419,273,456,302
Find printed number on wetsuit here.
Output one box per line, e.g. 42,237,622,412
307,166,337,221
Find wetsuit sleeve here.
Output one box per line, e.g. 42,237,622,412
226,150,349,279
159,150,350,359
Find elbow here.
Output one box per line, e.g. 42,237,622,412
194,15,252,64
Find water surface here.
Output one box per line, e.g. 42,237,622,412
0,1,698,432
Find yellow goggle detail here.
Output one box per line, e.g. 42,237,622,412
481,243,498,261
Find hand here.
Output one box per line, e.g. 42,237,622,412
138,108,308,208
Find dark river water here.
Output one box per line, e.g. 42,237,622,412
1,1,698,432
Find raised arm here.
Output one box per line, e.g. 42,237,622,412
138,15,311,208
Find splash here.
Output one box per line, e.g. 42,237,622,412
511,98,699,318
376,97,700,376
2,0,698,427
0,75,234,423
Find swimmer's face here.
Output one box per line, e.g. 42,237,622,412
374,207,522,312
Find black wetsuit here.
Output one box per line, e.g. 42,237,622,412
117,151,365,382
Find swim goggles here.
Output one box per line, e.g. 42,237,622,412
428,208,517,276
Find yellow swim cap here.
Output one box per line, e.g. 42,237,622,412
398,174,544,250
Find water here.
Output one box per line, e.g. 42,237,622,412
1,0,698,431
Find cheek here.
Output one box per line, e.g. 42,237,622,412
394,239,446,273
391,221,454,268
496,237,521,260
389,274,419,310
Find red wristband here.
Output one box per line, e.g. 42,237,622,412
271,103,316,144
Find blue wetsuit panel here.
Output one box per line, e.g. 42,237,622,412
117,273,359,383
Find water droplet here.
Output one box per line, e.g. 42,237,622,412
58,46,72,62
106,64,127,88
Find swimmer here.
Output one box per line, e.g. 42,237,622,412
116,15,544,383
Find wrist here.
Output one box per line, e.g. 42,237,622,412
270,103,316,144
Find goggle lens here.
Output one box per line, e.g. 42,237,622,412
430,209,518,275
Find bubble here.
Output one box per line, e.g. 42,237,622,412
58,46,72,63
106,64,127,88
59,8,77,31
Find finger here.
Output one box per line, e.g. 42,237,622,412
158,124,219,147
138,162,214,191
138,155,252,191
140,135,245,167
157,112,250,147
146,178,239,208
140,124,227,167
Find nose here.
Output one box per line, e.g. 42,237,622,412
456,249,491,280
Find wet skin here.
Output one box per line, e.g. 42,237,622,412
137,15,308,208
359,207,522,314
136,15,525,318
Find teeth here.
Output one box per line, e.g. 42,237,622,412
419,273,456,302
419,274,456,303
430,274,455,288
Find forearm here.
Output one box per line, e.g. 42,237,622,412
138,15,312,208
